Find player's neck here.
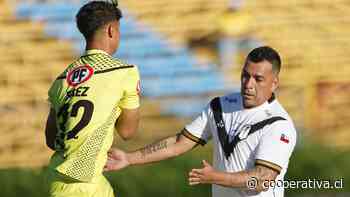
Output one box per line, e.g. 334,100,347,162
85,40,113,55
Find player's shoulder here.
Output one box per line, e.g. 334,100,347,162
78,52,136,72
111,57,140,76
95,54,137,71
266,100,297,134
268,99,293,121
265,115,297,142
111,56,135,67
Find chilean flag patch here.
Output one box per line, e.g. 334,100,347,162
280,134,289,144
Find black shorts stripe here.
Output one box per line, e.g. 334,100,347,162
181,129,206,146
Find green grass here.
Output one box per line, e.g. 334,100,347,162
0,168,49,196
285,140,349,196
0,141,348,197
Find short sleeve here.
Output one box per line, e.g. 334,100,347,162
119,66,141,109
184,103,212,145
255,120,297,173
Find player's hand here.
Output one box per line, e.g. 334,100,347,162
188,160,216,185
104,148,130,172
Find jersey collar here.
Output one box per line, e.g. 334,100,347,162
241,93,276,112
84,49,110,56
242,100,269,113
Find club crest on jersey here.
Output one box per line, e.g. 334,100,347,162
67,65,94,87
217,120,225,128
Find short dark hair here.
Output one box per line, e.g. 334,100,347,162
76,1,122,41
246,46,282,74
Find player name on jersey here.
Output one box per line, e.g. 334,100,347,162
65,87,90,101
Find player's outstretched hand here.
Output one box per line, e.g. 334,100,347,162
188,160,215,185
104,148,130,172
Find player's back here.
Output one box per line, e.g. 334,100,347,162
47,49,140,182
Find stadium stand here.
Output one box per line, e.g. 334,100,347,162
243,0,350,145
0,0,74,167
120,0,229,45
13,1,235,116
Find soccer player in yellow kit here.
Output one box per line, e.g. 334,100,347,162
44,1,140,196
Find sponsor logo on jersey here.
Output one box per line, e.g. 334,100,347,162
225,97,237,103
67,65,94,87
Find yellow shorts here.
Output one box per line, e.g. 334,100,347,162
46,169,115,197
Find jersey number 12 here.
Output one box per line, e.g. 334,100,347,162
57,99,94,146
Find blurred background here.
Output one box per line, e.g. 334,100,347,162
0,0,349,196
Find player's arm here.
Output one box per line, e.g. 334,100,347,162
129,129,199,164
104,129,199,171
115,66,141,140
45,108,57,151
188,161,278,192
105,99,211,171
115,107,140,140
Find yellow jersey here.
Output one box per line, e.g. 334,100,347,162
47,49,140,183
